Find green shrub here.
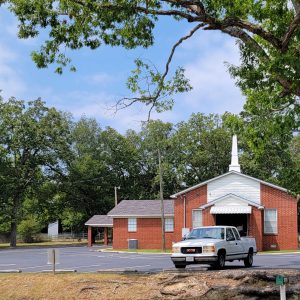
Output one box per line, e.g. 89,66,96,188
17,217,42,243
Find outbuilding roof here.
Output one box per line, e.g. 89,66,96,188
108,199,174,217
85,215,113,227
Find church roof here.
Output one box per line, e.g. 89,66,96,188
170,170,288,198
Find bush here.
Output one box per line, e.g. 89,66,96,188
17,217,42,243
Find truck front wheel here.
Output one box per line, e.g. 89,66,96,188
174,263,186,269
213,252,225,269
244,251,253,267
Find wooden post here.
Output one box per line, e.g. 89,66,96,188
88,226,92,247
104,227,108,245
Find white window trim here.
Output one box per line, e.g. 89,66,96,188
264,208,278,234
192,209,203,228
128,218,137,232
165,217,174,232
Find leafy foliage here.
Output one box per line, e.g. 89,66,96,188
17,215,42,243
0,97,72,246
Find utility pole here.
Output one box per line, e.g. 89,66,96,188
158,148,166,252
114,186,120,206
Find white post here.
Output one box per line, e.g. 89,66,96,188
280,285,286,300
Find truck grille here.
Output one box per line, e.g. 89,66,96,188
181,247,202,254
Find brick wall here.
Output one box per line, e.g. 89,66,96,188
248,207,263,251
174,185,210,242
113,218,174,249
261,184,298,250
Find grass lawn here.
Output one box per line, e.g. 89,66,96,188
0,240,88,249
101,248,172,254
259,249,300,254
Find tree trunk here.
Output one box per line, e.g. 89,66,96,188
10,195,20,247
10,221,17,247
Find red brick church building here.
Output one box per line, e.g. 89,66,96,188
86,136,298,251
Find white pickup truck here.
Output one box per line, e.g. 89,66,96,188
171,226,256,269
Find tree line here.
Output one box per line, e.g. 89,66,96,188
0,96,299,246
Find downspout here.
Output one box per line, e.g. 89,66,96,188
183,194,186,228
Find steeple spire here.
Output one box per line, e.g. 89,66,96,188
229,135,241,172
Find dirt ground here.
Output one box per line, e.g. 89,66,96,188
0,269,300,300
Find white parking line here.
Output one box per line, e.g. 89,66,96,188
0,264,16,266
71,264,107,269
21,265,49,270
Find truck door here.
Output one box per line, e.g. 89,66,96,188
226,228,242,258
232,227,245,257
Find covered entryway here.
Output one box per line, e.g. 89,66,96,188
200,193,264,237
85,215,113,247
215,213,248,236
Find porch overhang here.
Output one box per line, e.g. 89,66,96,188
210,205,252,214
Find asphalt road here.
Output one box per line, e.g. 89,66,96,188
0,246,299,273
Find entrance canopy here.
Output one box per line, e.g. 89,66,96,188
210,206,252,214
200,193,264,212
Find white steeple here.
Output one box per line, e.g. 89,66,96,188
229,135,241,172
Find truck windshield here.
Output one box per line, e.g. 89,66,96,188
186,228,225,240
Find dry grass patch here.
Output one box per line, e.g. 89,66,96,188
1,269,300,300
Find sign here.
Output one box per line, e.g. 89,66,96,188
47,249,60,265
276,275,288,285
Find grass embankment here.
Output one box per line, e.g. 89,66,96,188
0,240,87,249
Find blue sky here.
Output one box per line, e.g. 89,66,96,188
0,8,245,132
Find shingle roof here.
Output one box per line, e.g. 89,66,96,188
108,200,174,217
85,215,113,227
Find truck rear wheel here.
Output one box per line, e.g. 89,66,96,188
244,251,253,267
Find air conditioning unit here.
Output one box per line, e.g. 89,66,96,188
128,239,138,250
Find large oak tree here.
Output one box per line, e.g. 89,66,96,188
0,98,71,246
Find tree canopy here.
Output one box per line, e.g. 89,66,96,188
0,97,72,246
3,0,300,123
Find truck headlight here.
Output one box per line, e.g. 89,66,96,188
172,247,181,253
202,245,215,253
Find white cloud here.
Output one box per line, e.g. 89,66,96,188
0,43,26,98
86,72,113,85
175,31,245,115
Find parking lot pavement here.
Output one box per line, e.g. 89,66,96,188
0,246,300,273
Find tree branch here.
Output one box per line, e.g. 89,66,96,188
221,26,269,59
72,0,198,22
282,11,300,52
292,0,300,14
114,23,203,119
